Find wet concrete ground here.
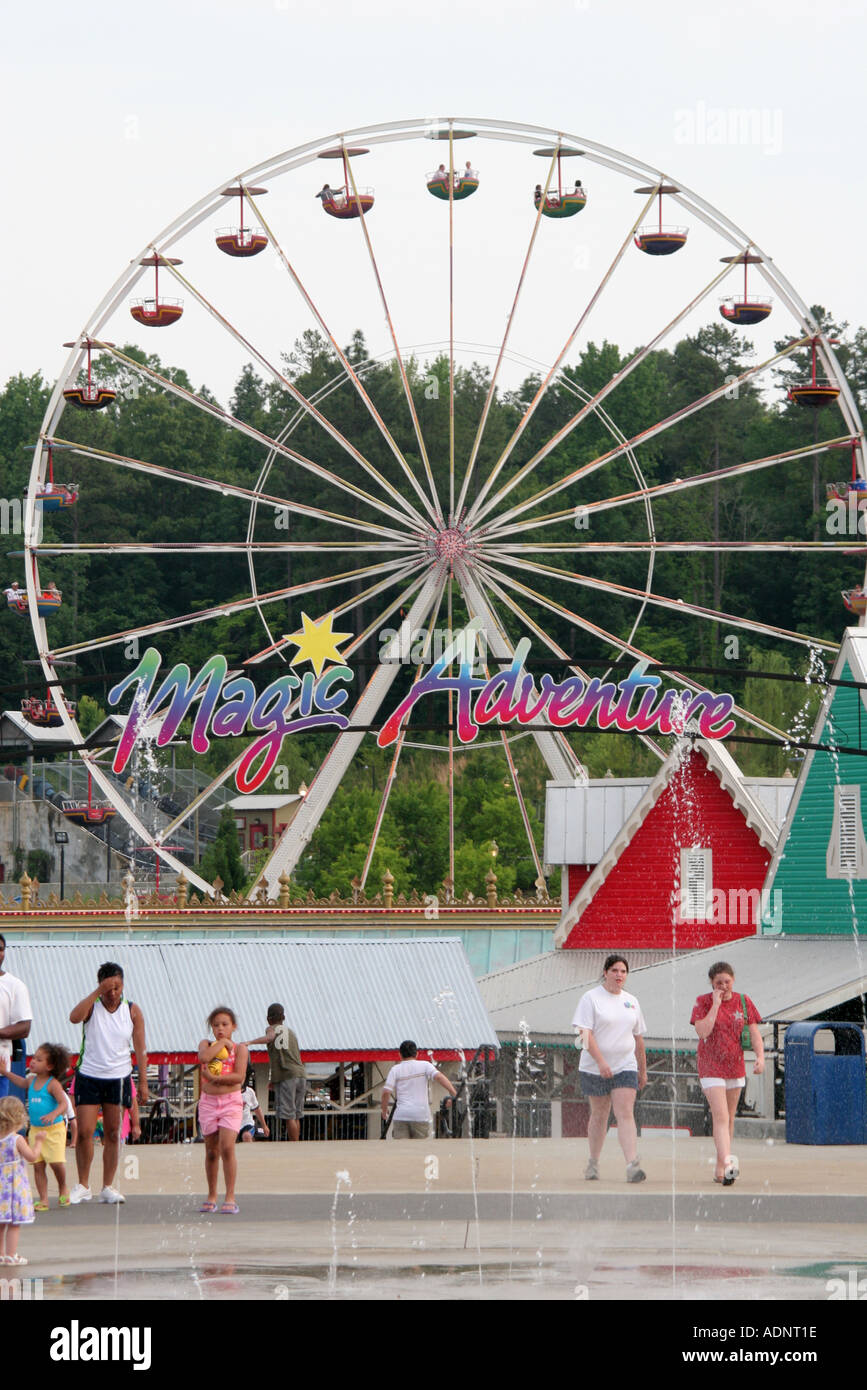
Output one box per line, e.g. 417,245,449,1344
15,1134,867,1300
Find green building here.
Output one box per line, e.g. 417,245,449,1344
762,628,867,937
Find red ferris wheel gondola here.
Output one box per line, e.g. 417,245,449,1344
719,251,773,324
216,184,269,256
316,146,374,219
634,183,687,255
129,253,184,327
62,339,116,410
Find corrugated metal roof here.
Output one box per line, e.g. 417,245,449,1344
2,938,498,1055
227,795,300,811
544,774,794,868
480,938,867,1045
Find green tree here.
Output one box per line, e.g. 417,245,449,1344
199,806,245,894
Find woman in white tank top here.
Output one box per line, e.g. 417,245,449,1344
68,963,149,1205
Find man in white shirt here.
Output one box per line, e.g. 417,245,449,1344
381,1039,457,1139
0,933,32,1099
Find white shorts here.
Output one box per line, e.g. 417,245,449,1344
700,1077,745,1092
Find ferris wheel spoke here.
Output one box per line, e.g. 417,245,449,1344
448,131,456,521
470,567,664,762
50,434,413,544
91,341,426,533
456,565,584,781
464,185,659,526
471,257,736,526
157,257,430,528
239,555,427,666
29,540,417,557
485,433,852,539
253,566,449,895
476,641,549,881
343,153,441,520
487,552,838,651
155,567,432,848
487,539,865,554
239,187,441,527
48,556,417,661
358,582,448,891
484,339,814,538
76,754,213,896
454,151,559,521
476,560,813,743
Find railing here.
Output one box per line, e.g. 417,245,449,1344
426,170,477,184
321,186,374,203
216,227,266,243
636,224,688,236
130,297,183,310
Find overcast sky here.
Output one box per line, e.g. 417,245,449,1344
2,0,864,407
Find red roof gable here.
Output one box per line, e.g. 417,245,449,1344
559,747,772,951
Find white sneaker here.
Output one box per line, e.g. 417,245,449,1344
68,1184,92,1204
98,1186,125,1204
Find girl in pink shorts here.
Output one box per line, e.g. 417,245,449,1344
198,1006,248,1214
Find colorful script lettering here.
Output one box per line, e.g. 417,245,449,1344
108,648,352,794
377,628,735,747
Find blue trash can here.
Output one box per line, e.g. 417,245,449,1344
785,1022,867,1144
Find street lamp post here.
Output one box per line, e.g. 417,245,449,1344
54,830,69,900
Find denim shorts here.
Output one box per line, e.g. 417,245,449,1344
580,1070,639,1097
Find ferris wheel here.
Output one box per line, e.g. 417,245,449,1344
23,117,865,900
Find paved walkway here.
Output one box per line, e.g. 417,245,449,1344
15,1135,867,1300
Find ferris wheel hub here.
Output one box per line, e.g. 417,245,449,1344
431,526,469,560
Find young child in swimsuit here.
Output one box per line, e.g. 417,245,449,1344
0,1043,70,1208
198,1007,248,1215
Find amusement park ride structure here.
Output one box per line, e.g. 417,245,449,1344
14,117,865,900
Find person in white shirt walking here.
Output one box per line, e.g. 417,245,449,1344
68,962,149,1205
572,954,648,1183
381,1040,457,1139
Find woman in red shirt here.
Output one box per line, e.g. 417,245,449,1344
691,961,764,1186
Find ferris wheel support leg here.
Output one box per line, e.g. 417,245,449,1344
254,568,446,897
457,567,582,784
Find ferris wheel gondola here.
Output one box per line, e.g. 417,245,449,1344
532,146,586,217
216,184,269,256
61,339,116,409
634,183,688,254
129,254,184,327
789,336,843,409
719,251,772,324
316,146,375,218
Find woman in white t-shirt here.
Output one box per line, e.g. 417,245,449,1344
572,955,648,1183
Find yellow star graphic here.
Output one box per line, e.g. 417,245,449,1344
283,611,353,678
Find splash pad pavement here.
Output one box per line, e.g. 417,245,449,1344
17,1133,867,1303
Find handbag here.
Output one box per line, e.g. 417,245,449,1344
739,994,751,1049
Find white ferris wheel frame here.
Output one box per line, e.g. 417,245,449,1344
24,116,866,899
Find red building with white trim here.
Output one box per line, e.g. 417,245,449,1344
548,742,787,952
